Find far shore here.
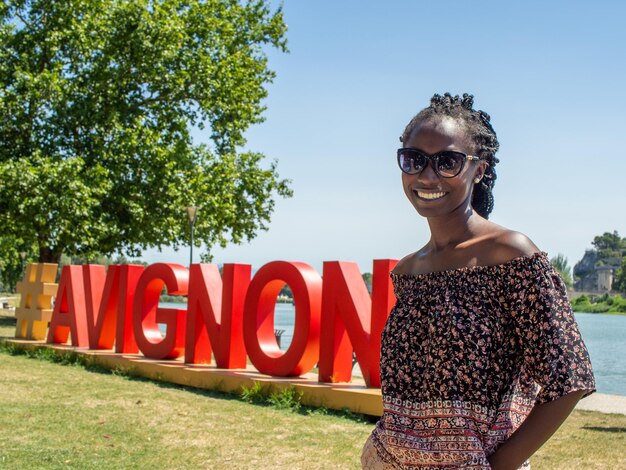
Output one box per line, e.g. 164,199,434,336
2,292,625,315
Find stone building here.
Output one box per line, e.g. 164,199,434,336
573,249,621,292
596,265,614,292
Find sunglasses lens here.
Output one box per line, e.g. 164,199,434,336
398,150,425,174
436,152,464,177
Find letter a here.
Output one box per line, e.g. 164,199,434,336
46,265,89,347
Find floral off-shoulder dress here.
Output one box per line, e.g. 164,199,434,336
362,252,595,470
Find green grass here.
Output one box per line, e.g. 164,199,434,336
0,310,16,337
0,349,372,469
533,410,626,469
1,311,625,469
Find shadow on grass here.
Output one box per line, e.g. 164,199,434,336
0,315,16,327
0,341,378,425
143,373,377,424
0,340,241,403
582,426,626,433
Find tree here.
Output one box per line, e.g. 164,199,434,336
279,283,293,300
362,272,372,293
591,231,626,259
0,0,291,265
574,231,626,291
550,253,573,288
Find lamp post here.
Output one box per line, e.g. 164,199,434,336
186,206,198,266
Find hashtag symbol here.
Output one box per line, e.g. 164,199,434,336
15,263,58,340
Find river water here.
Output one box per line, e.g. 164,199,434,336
574,312,625,396
161,303,625,396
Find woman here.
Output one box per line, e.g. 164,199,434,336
361,93,595,469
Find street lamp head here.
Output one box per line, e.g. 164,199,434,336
186,206,198,225
19,251,26,261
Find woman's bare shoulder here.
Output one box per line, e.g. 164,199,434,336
391,226,541,275
482,229,541,265
392,248,428,275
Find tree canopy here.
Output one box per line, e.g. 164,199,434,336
591,231,626,260
572,230,626,294
0,0,291,277
550,253,573,288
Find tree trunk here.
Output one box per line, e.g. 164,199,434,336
38,246,62,264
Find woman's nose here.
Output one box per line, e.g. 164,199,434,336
417,161,439,183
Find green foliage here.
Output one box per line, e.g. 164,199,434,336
268,386,303,412
0,341,110,371
111,365,139,379
241,382,305,412
573,231,626,292
362,272,373,293
159,293,187,303
0,0,291,266
613,256,626,293
550,253,573,288
592,231,626,259
571,293,626,314
59,252,145,267
240,381,267,404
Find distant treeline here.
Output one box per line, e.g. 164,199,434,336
571,293,626,314
160,294,187,303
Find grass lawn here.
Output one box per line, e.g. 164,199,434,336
1,311,625,469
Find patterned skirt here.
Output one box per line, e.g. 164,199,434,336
360,434,531,469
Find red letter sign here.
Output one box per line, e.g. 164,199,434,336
133,263,189,360
243,261,322,376
83,264,144,352
318,259,397,387
185,263,251,368
46,266,89,347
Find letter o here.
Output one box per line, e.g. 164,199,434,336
243,261,322,376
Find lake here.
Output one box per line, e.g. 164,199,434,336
574,312,625,396
161,303,625,396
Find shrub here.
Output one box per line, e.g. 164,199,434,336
240,381,267,404
572,294,589,305
268,386,303,412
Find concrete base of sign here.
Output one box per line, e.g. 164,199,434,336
2,338,384,416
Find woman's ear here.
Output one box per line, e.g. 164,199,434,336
473,160,488,183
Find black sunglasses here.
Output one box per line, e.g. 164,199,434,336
397,148,481,178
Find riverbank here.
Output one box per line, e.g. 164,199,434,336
571,292,626,314
577,392,626,415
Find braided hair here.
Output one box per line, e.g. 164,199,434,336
400,93,500,218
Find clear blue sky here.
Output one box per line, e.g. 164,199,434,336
145,0,626,274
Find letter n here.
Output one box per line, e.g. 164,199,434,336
46,265,89,347
185,264,250,368
318,259,397,387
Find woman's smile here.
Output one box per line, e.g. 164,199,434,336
414,189,448,200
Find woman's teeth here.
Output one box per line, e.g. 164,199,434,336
416,191,446,200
